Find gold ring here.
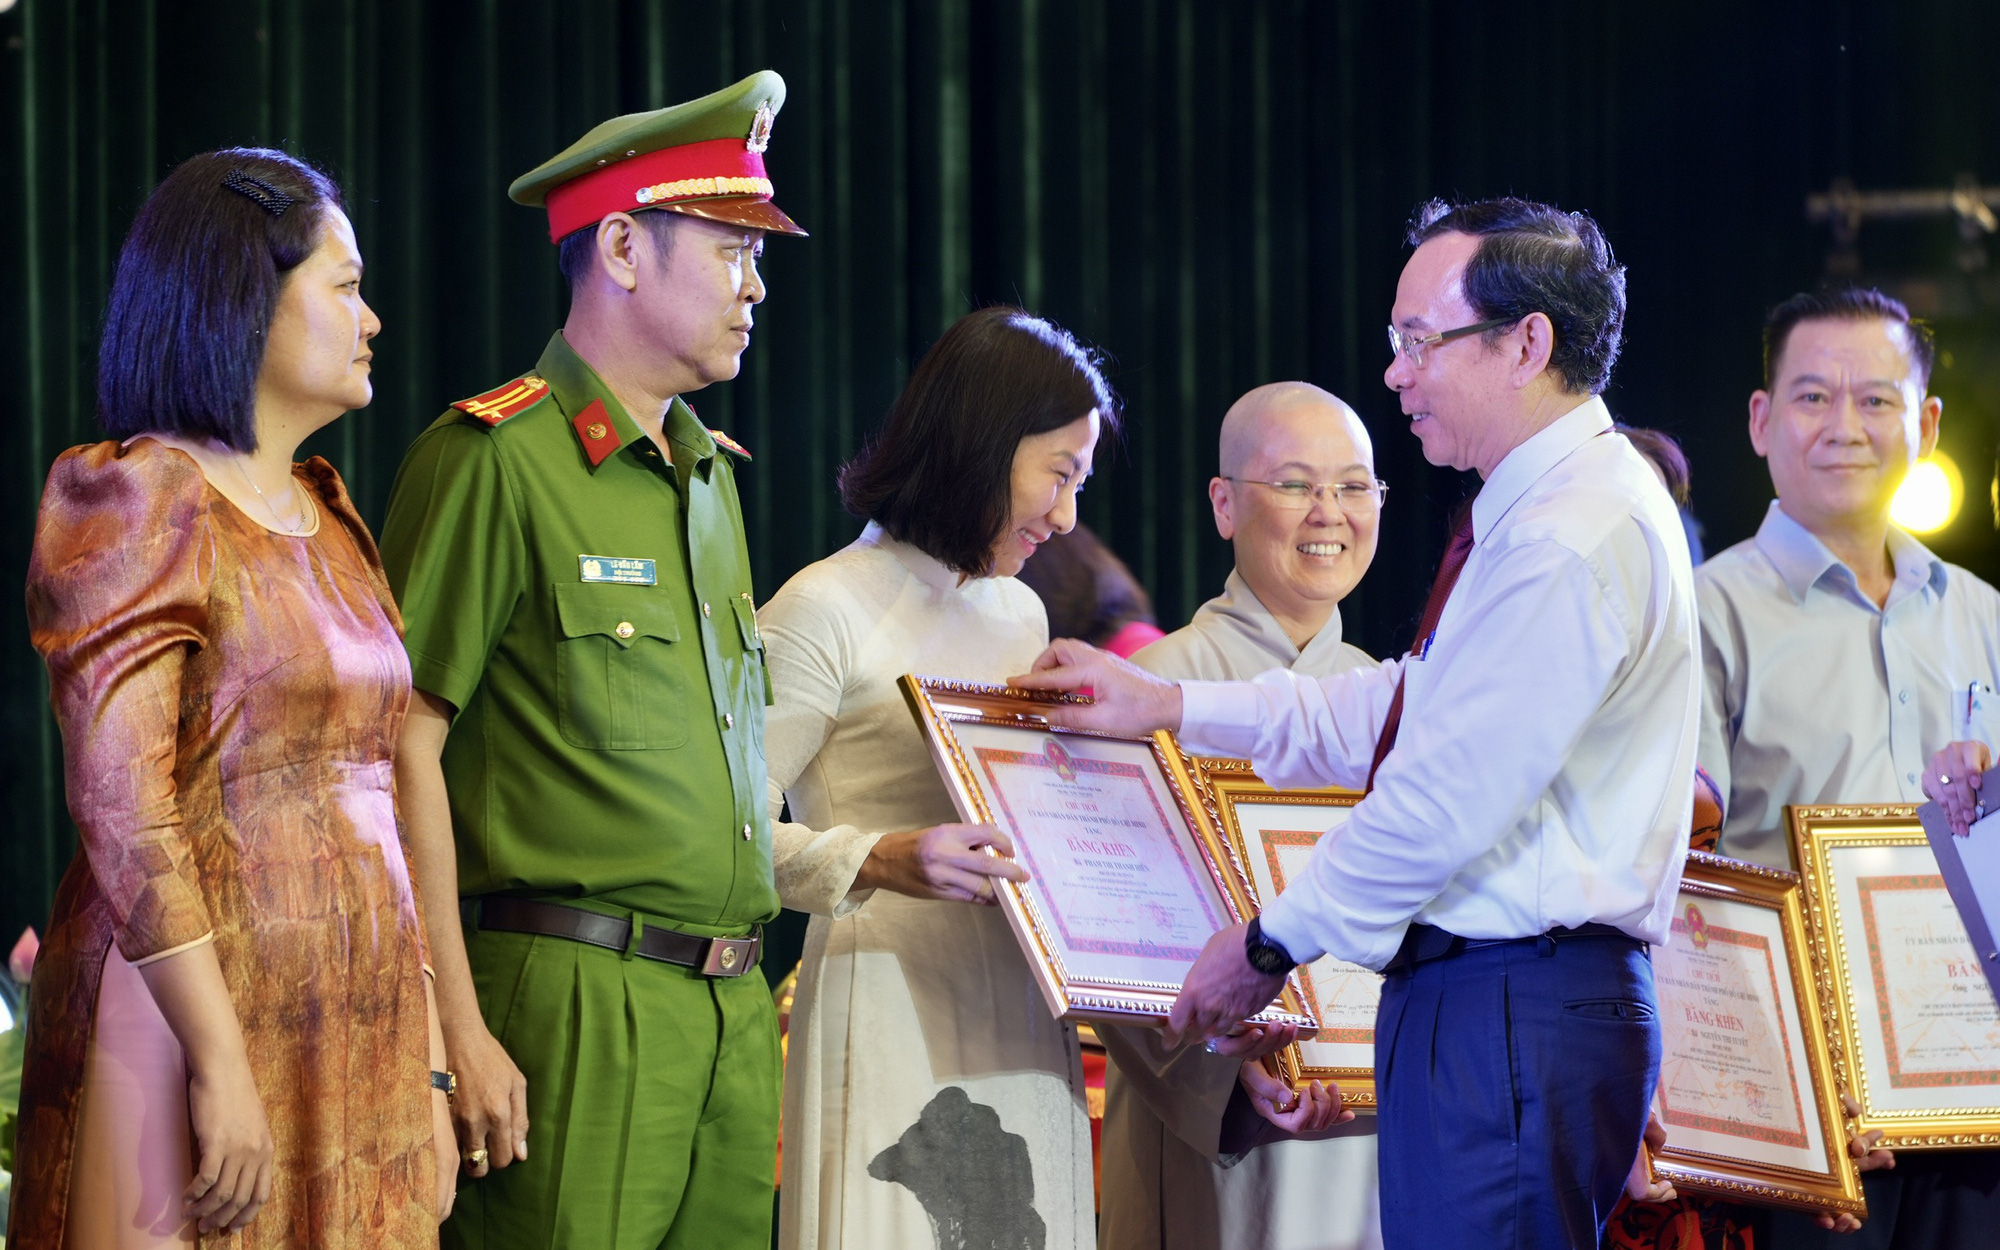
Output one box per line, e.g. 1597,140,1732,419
465,1148,489,1167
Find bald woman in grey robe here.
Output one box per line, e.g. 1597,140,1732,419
1099,383,1386,1250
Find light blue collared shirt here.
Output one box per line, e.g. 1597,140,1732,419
1697,500,2000,868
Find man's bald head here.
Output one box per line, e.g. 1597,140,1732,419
1218,382,1373,478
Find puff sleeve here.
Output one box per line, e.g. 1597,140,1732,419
26,441,217,964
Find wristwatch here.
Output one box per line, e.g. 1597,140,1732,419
431,1069,457,1100
1243,917,1297,976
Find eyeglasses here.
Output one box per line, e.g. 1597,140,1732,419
1386,316,1521,369
1223,477,1389,514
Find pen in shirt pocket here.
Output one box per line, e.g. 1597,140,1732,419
1959,678,1994,741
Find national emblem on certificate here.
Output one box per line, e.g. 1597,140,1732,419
1792,806,2000,1148
899,676,1319,1031
1643,852,1864,1218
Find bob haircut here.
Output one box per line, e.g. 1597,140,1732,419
839,306,1119,577
97,147,344,452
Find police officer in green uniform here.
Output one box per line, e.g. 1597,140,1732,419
379,72,807,1250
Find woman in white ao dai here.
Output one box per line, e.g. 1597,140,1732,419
765,308,1118,1250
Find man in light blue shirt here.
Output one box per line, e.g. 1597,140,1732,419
1696,285,2000,1249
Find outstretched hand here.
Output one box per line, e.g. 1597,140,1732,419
1008,639,1185,738
858,823,1030,904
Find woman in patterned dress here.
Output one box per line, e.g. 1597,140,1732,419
12,148,452,1247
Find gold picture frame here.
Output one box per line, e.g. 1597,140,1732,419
1790,805,2000,1149
1643,851,1865,1219
899,676,1319,1032
1188,756,1379,1109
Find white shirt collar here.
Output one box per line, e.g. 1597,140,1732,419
1752,501,1947,605
1470,395,1613,541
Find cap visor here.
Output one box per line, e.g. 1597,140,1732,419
662,197,808,237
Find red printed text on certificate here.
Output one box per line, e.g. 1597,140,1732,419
976,738,1227,963
1857,874,2000,1089
1655,902,1812,1149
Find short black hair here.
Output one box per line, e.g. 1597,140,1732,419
97,148,343,452
839,306,1120,577
557,209,681,291
1762,285,1936,389
1406,197,1627,394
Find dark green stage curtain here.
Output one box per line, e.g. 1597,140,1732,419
4,0,1999,941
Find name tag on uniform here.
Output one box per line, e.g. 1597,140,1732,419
579,555,657,585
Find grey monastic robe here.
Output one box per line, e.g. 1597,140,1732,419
1098,570,1384,1250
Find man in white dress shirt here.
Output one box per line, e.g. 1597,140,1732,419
1696,286,2000,1249
1015,197,1700,1249
1098,381,1384,1250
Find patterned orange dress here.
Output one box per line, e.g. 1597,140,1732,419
12,440,436,1247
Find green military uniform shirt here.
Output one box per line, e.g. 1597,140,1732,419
379,331,776,930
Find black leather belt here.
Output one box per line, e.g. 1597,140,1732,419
1384,921,1639,976
462,897,762,978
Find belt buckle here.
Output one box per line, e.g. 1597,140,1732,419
701,935,759,978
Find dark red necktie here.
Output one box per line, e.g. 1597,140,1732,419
1365,500,1476,791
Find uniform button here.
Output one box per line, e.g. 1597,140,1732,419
702,601,712,618
742,824,754,841
615,621,635,639
723,713,735,729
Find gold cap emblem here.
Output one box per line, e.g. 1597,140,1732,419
746,101,775,154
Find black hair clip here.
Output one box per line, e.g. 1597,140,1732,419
222,170,294,218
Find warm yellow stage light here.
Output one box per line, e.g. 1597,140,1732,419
1890,452,1963,534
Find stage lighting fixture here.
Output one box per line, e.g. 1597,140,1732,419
1889,451,1963,533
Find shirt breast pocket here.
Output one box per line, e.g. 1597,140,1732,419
731,594,773,708
553,582,689,751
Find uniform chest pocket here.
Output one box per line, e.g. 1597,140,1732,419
553,582,689,751
731,594,774,708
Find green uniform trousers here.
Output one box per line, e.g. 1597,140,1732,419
443,919,780,1250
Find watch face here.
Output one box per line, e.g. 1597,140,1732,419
1248,944,1288,974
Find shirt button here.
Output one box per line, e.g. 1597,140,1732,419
1899,690,1910,704
702,602,712,618
615,621,635,640
723,713,735,729
742,824,754,841
1908,772,1919,784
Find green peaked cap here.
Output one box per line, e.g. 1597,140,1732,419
511,70,805,240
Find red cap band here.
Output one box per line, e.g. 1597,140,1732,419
543,138,773,242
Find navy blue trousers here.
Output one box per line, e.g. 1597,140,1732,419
1376,928,1660,1250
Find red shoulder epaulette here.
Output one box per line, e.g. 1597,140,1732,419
452,375,551,426
709,429,753,460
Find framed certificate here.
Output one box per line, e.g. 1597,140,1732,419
1645,851,1864,1218
1190,755,1379,1109
1791,805,2000,1149
899,676,1319,1032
